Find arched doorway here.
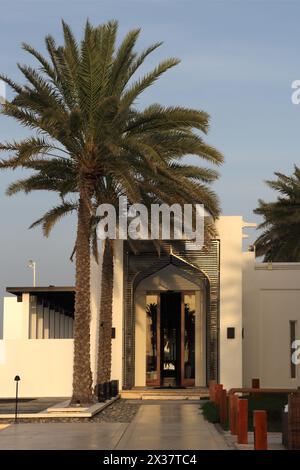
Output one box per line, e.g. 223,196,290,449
134,263,207,387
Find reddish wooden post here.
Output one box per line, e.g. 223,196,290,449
214,384,223,406
252,378,260,389
209,380,216,401
220,389,228,426
230,394,239,435
254,410,268,450
237,399,248,444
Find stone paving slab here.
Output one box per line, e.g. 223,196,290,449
0,423,128,450
116,403,230,450
0,398,65,414
0,396,120,419
222,430,285,450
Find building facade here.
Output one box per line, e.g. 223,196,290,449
0,216,299,398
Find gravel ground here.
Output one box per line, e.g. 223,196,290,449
91,399,140,422
0,399,140,424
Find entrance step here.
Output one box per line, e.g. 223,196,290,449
120,388,209,400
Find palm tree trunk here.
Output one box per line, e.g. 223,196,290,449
71,194,93,404
97,239,114,384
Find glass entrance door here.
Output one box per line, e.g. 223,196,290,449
161,292,181,387
181,293,196,387
146,294,160,386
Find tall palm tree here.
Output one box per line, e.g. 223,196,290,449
254,166,300,261
0,20,223,401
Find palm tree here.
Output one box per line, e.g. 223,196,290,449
0,20,223,401
254,166,300,261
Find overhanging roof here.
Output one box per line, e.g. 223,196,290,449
7,286,75,295
6,286,75,314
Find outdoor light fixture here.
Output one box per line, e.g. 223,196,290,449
14,375,20,423
0,80,5,104
27,260,36,287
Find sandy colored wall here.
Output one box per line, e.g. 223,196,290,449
243,254,300,388
217,216,243,389
90,250,102,386
111,240,124,388
90,240,123,388
1,294,73,398
3,297,24,339
0,339,73,398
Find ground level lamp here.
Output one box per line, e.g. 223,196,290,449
14,375,20,423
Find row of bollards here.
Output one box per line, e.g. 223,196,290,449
96,380,119,402
210,381,268,450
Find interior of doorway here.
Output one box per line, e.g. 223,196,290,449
160,292,182,388
145,289,196,388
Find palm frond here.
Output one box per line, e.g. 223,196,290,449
29,201,77,236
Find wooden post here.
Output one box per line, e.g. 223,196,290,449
209,380,216,402
288,392,300,450
214,384,223,406
230,394,239,435
237,399,248,444
254,410,268,450
220,389,228,426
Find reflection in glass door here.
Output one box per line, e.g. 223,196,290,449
181,293,196,386
145,291,196,387
146,294,160,386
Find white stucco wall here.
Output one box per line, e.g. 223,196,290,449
3,297,23,339
0,294,73,398
90,249,102,386
243,254,300,388
3,294,30,341
90,240,124,388
0,339,73,398
217,216,243,389
111,240,124,388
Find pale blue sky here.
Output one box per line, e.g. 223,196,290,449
1,0,300,331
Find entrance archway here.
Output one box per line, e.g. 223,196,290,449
134,263,207,387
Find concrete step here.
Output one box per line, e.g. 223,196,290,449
120,388,209,400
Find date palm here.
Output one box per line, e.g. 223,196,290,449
254,166,300,261
0,20,223,401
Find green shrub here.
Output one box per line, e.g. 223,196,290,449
202,400,219,423
247,393,287,432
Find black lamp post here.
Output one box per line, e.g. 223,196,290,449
14,375,20,423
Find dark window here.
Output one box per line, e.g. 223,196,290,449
227,327,235,339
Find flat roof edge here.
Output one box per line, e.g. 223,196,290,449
6,286,75,295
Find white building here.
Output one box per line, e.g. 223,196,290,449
0,216,299,398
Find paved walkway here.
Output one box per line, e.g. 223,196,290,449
116,402,229,450
0,402,230,450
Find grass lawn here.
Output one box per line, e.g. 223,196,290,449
202,393,288,432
